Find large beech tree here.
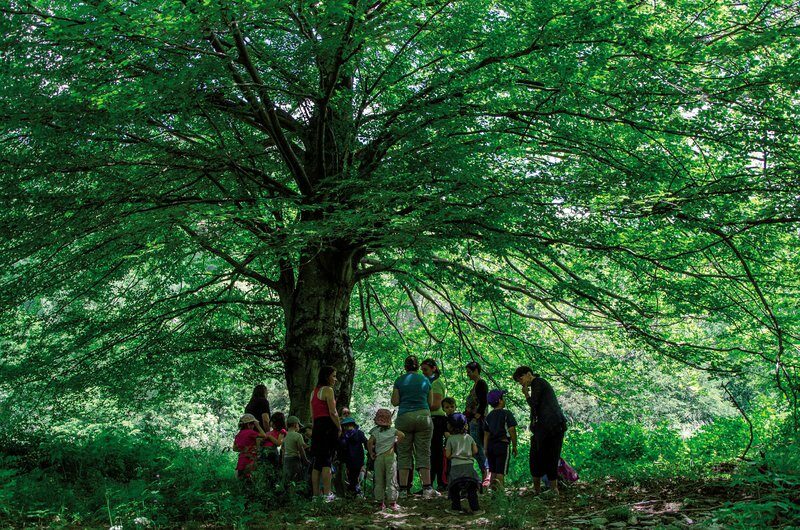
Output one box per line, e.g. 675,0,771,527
1,0,798,421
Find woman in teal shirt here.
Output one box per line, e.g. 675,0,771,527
391,355,437,498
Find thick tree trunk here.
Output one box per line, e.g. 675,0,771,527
283,247,359,423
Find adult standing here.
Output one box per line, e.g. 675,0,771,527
244,384,271,431
391,355,439,498
421,358,446,491
310,366,342,501
513,366,567,496
464,361,490,487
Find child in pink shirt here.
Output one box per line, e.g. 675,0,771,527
234,413,267,479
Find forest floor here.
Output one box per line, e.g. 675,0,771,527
276,478,795,529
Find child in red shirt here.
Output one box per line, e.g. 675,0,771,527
234,413,267,479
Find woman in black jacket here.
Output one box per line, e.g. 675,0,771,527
513,366,567,496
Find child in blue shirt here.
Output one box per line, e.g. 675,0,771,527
338,417,369,495
483,390,518,491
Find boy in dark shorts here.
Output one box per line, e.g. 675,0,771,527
483,390,518,491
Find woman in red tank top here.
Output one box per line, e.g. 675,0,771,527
310,366,341,499
311,385,331,419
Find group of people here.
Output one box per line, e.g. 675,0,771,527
233,356,567,515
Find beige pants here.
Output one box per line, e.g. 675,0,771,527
395,409,433,469
374,451,398,503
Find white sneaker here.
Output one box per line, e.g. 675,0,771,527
324,493,336,503
422,488,441,499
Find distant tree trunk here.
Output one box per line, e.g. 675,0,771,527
283,247,360,423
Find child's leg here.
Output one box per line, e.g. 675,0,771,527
387,454,399,503
466,482,480,512
448,483,462,511
374,454,386,503
347,465,361,493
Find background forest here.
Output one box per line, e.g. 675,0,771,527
1,0,799,527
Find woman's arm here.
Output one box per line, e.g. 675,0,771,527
261,412,271,431
475,380,488,419
430,388,442,411
427,388,434,408
509,426,518,456
391,387,400,407
324,387,341,432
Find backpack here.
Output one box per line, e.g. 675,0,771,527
557,458,578,483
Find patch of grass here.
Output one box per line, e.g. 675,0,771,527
604,504,632,522
489,491,542,529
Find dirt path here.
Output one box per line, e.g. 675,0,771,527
279,480,760,529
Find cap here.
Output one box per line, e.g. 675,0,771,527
447,412,468,431
488,389,507,406
286,415,303,428
239,413,258,425
341,417,357,426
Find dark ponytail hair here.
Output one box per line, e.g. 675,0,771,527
421,358,441,379
404,355,420,372
250,384,268,402
270,412,286,431
317,365,337,387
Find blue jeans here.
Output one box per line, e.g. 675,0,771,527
469,419,488,471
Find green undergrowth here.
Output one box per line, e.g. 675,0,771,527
0,420,797,528
500,418,757,487
706,439,800,529
0,429,249,527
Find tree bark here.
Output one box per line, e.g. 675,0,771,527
282,246,360,423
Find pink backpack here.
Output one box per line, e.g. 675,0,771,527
557,458,579,482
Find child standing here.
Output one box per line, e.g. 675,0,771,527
483,390,518,491
445,413,484,515
233,413,267,480
282,415,309,485
264,412,287,467
368,408,405,510
442,397,457,418
338,417,369,495
439,397,457,485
